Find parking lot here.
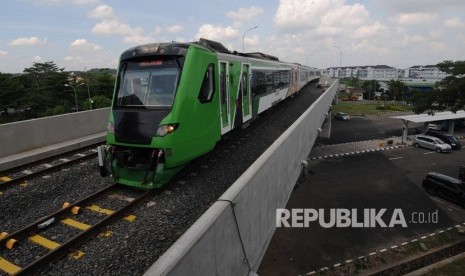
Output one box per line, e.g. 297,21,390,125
259,114,465,276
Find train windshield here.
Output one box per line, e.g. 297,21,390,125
116,57,181,108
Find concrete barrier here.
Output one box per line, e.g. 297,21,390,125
144,80,339,276
0,108,109,170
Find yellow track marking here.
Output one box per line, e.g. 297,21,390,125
99,230,113,237
69,251,85,260
61,218,90,231
124,214,137,222
29,234,60,250
0,176,11,182
86,205,115,216
0,256,21,275
5,238,17,250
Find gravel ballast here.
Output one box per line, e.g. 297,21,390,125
0,82,322,275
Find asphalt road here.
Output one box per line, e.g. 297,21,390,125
258,116,465,276
318,114,425,145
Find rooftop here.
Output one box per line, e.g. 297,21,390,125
392,110,465,123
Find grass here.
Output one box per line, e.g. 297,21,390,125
333,101,412,115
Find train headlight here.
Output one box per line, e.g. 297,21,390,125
155,124,178,137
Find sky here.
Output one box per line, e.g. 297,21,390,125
1,0,464,73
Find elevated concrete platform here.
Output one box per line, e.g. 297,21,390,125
144,80,339,276
0,132,105,171
0,108,109,171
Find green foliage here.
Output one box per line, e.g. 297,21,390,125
386,79,404,101
412,60,465,113
82,95,112,110
362,80,381,100
376,105,408,111
342,77,363,87
0,61,115,123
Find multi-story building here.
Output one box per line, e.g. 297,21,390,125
324,65,446,82
404,65,447,80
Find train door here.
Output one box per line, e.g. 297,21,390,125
219,61,231,134
241,63,252,122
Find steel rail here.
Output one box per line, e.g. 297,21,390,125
14,189,153,275
0,152,97,191
0,184,117,247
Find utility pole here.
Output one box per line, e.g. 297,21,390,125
242,26,258,52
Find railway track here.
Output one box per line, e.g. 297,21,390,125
0,83,322,275
0,147,99,192
0,184,152,275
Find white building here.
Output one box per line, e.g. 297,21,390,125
404,65,447,80
324,65,446,82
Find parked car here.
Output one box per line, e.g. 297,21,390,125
425,131,462,150
422,172,465,206
335,112,350,121
413,134,452,153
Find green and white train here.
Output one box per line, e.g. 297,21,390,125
98,38,320,189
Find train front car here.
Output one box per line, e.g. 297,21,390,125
99,42,221,189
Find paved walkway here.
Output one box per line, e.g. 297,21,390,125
309,136,410,160
309,131,465,160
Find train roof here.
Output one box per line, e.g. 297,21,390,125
120,39,317,65
196,38,279,61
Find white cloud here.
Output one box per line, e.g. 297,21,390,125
429,41,447,51
88,4,116,20
64,55,85,62
33,0,61,5
72,0,100,5
92,20,133,36
443,17,465,28
34,0,100,5
391,13,437,25
227,6,264,21
404,34,426,44
167,25,183,34
275,0,339,30
70,39,102,51
123,34,154,44
243,35,259,50
373,0,465,13
195,24,239,42
0,50,8,57
458,34,465,44
321,3,369,26
89,4,153,44
275,0,371,37
353,21,386,38
8,37,47,46
33,56,44,62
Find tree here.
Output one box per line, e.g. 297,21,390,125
436,60,465,112
21,61,70,117
412,60,465,113
362,80,380,100
386,79,404,101
0,73,22,109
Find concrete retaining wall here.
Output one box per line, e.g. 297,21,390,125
144,80,339,276
0,108,109,158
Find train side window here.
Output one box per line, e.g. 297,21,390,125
198,64,215,103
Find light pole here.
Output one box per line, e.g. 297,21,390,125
64,84,79,112
332,45,342,77
242,25,258,52
79,82,92,110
